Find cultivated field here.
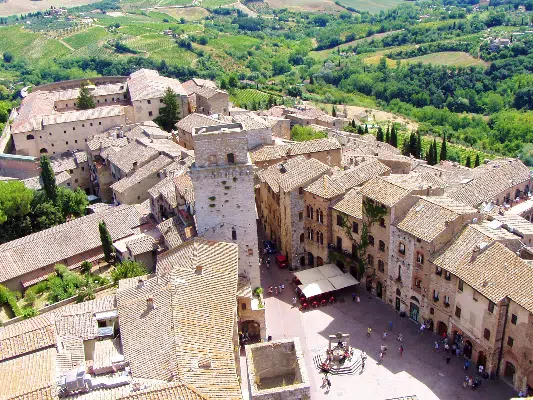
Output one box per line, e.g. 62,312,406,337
159,7,209,20
337,0,406,13
266,0,344,13
400,51,488,68
0,0,99,17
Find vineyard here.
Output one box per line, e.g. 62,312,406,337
230,89,281,109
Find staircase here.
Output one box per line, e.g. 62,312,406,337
312,352,362,375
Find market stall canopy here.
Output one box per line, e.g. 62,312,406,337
294,267,326,285
329,273,360,290
299,279,336,298
317,264,344,278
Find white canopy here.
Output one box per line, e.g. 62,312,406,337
329,273,360,290
317,264,344,278
294,268,326,285
299,279,336,298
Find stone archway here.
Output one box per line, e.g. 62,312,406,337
504,361,516,386
437,321,448,336
477,351,486,368
464,340,473,359
241,320,261,343
376,281,383,299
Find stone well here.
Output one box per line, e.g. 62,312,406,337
246,338,310,400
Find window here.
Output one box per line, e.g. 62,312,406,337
147,99,151,104
26,134,34,140
319,232,324,245
227,153,235,164
300,233,304,243
75,140,78,144
64,130,67,133
352,222,359,234
66,141,69,145
368,235,375,247
455,306,461,318
484,328,490,340
241,303,246,310
367,254,374,267
148,111,153,117
318,210,323,224
436,267,443,276
99,122,102,125
72,127,75,131
298,187,303,195
336,214,343,226
160,99,163,103
310,230,314,241
299,212,303,221
511,314,517,325
430,307,434,315
416,252,424,264
444,295,450,305
399,242,405,255
82,124,85,127
105,98,107,102
352,243,357,258
507,336,514,347
378,260,385,272
433,290,439,301
336,236,342,250
90,123,93,126
473,290,478,302
445,271,451,281
458,279,464,291
488,301,495,313
379,217,385,228
414,278,421,288
231,228,237,240
379,240,385,252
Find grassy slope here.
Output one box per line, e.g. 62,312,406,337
336,0,405,13
400,51,488,68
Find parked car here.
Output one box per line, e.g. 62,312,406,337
276,254,288,269
264,241,277,254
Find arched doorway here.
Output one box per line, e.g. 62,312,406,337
241,320,261,343
477,351,486,368
376,281,383,299
365,277,372,292
317,257,324,266
300,256,305,267
504,361,516,385
307,252,314,267
437,321,448,336
40,148,48,154
464,340,473,359
395,288,401,311
409,301,419,322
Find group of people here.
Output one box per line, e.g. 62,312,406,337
268,284,285,296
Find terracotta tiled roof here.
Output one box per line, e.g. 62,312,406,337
43,105,124,126
128,69,186,100
359,176,412,207
173,174,195,203
490,213,533,236
87,133,128,152
278,158,330,192
126,235,156,256
250,144,290,163
287,138,340,156
118,382,210,400
111,155,174,194
335,160,390,190
157,217,194,249
148,177,177,208
0,205,144,283
194,86,226,100
332,188,363,219
0,347,56,399
11,92,55,134
256,156,306,193
107,140,159,175
448,158,531,207
0,315,56,361
232,113,270,130
176,113,224,134
23,170,71,190
305,175,344,199
397,197,478,243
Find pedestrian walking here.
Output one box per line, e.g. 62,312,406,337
292,297,297,307
274,286,278,295
399,345,404,356
367,327,372,337
444,343,449,353
278,284,283,293
478,365,484,375
281,284,285,292
379,352,384,363
326,377,331,391
388,321,393,331
352,292,356,302
446,355,451,364
464,360,470,371
383,331,388,340
361,351,367,370
419,324,425,334
397,333,403,342
321,375,328,388
268,286,273,295
434,342,439,352
456,348,461,357
356,296,360,304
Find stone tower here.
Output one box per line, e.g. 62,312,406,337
190,123,260,288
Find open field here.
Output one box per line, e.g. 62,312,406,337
159,6,209,20
337,0,406,13
400,51,488,68
0,0,99,17
266,0,344,13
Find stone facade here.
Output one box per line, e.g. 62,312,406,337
303,192,333,268
0,154,39,179
246,338,310,400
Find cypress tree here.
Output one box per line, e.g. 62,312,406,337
99,221,114,263
40,155,57,202
155,87,181,132
474,153,480,167
332,105,337,117
390,124,398,148
364,124,369,134
385,125,390,144
465,155,472,168
440,133,447,161
432,138,438,165
357,125,364,135
76,81,95,110
426,141,434,165
376,126,384,142
309,75,314,85
416,130,422,159
351,119,356,128
408,131,417,157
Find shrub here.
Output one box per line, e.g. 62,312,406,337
21,307,38,319
111,261,147,284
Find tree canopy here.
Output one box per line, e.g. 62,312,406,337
155,87,180,132
76,81,96,110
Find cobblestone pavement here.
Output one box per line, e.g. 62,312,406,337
260,259,517,400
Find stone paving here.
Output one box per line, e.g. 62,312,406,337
260,259,518,400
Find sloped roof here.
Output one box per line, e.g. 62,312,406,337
250,144,290,163
148,176,178,208
111,155,174,194
0,315,56,361
23,170,71,190
278,158,330,192
118,382,209,400
157,217,194,250
176,113,224,134
43,105,124,126
232,113,270,130
335,159,390,190
332,188,363,219
128,69,186,101
287,138,340,156
107,140,159,175
305,174,345,199
256,156,306,193
359,176,411,207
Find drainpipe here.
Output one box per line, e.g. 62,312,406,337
496,298,510,378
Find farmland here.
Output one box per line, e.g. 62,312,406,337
0,0,99,17
399,51,488,68
336,0,406,13
230,88,281,108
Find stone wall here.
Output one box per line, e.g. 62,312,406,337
0,153,39,179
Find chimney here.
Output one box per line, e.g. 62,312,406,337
146,298,155,310
137,279,144,288
195,265,203,275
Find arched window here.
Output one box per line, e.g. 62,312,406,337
378,259,385,272
40,148,48,154
379,240,385,252
26,134,34,140
300,233,304,243
231,228,237,240
367,254,374,267
319,232,324,245
227,153,235,164
368,235,375,247
310,230,314,241
396,288,401,296
307,228,311,240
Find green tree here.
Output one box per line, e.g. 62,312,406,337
440,134,447,161
426,141,435,165
111,260,147,284
99,221,114,263
31,201,64,231
80,260,92,275
357,125,364,135
376,126,384,142
0,181,33,224
40,155,57,203
57,187,88,218
228,75,238,88
416,131,422,159
432,138,438,165
155,87,180,132
465,154,472,168
3,52,12,63
76,81,95,110
408,131,418,157
390,124,398,148
332,105,337,117
351,119,356,129
385,125,390,144
364,124,369,134
474,153,481,167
